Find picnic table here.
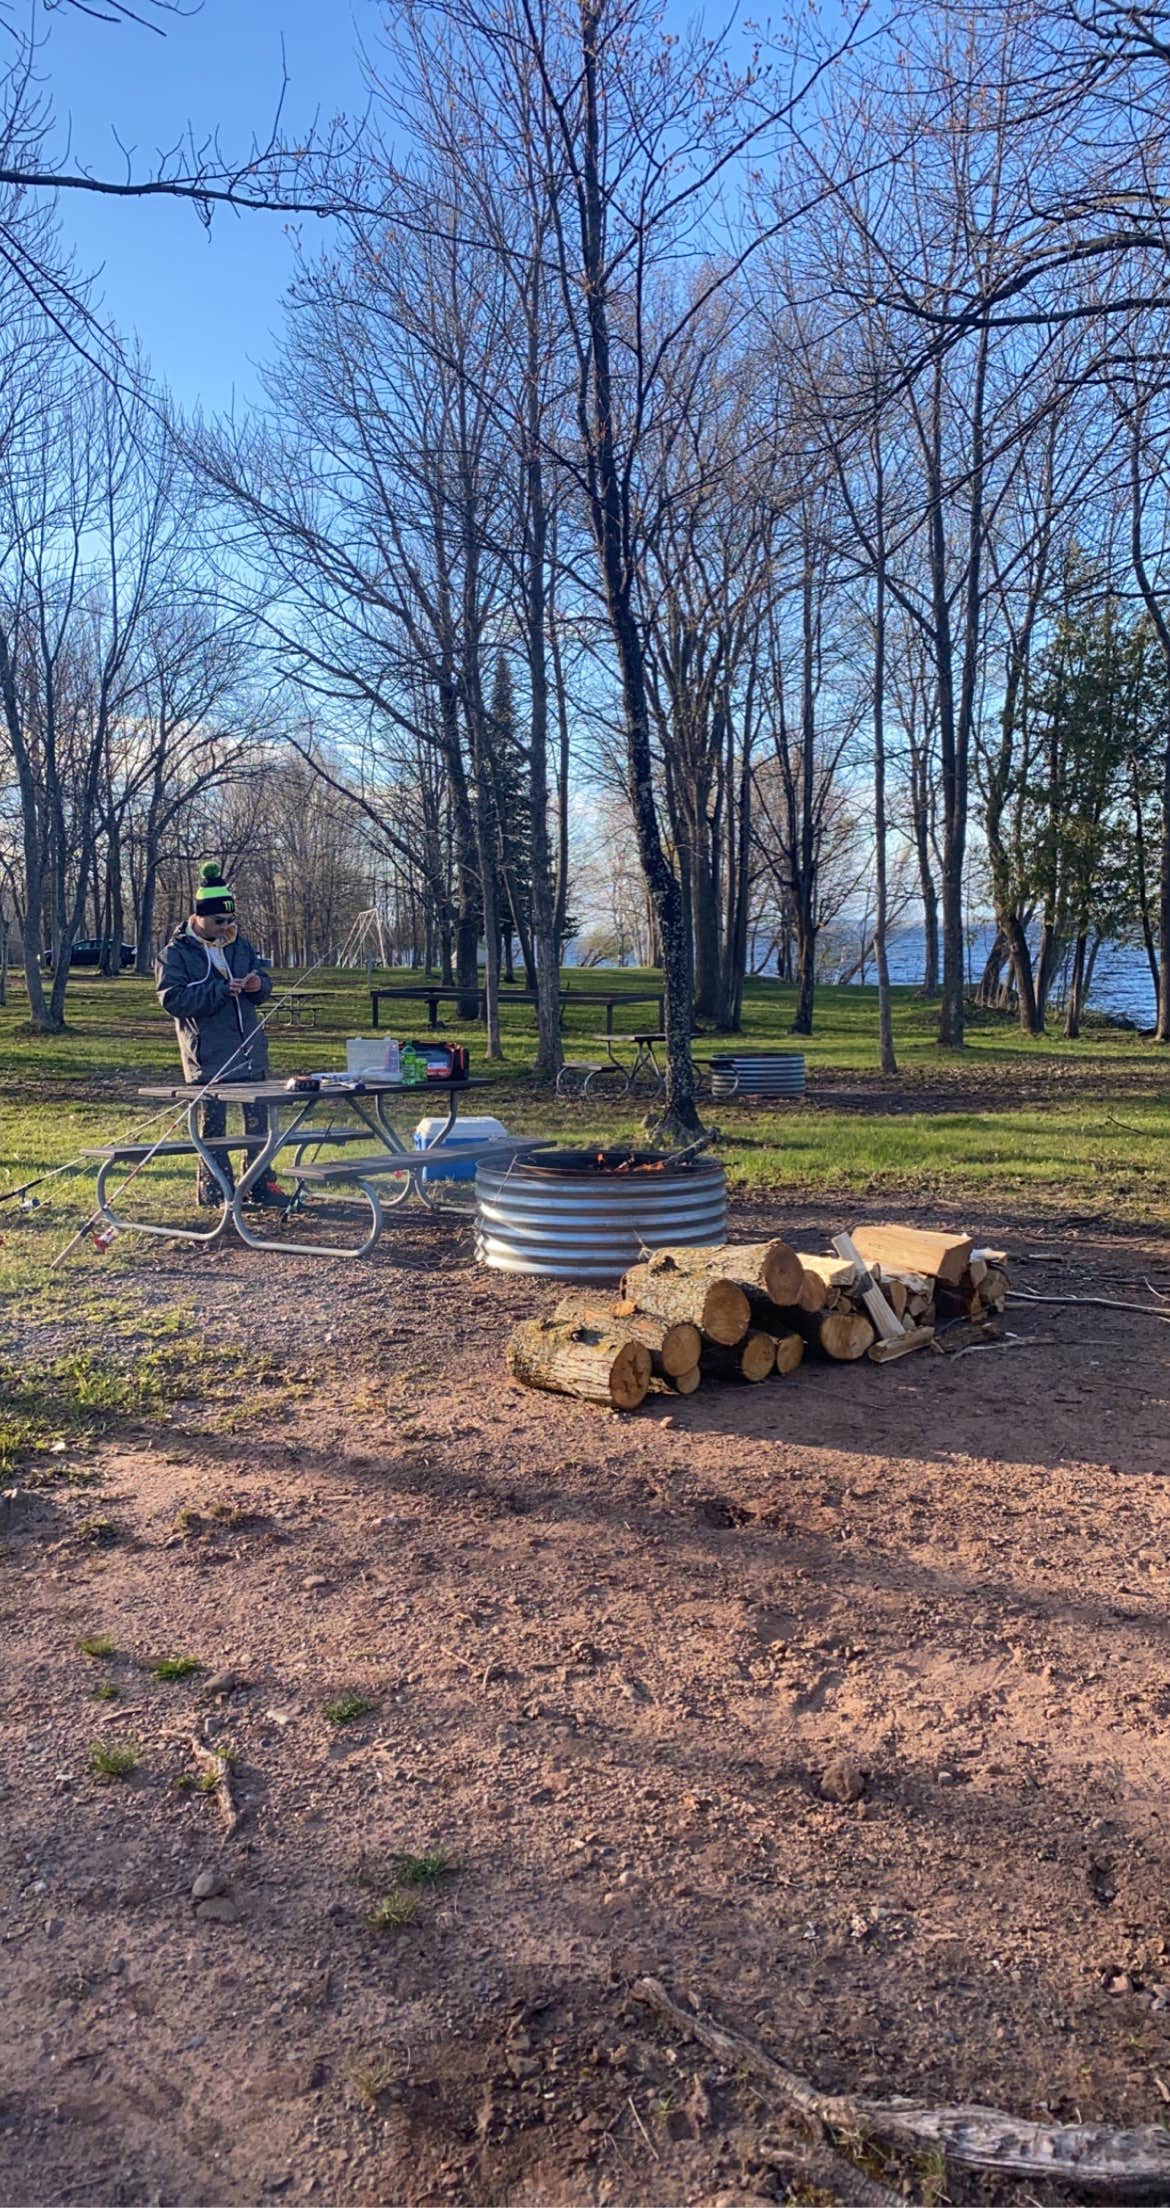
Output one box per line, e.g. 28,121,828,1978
86,1076,544,1260
369,983,665,1033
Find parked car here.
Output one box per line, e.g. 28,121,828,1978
41,938,137,970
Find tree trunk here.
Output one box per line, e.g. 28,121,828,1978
872,436,897,1076
522,293,563,1082
573,1,700,1135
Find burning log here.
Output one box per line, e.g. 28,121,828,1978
507,1319,651,1411
621,1254,750,1347
700,1330,777,1384
553,1292,700,1379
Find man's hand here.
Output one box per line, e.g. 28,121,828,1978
227,977,247,997
241,972,264,995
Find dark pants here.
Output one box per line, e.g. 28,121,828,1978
197,1092,270,1195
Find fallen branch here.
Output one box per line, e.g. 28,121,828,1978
633,1975,1170,2198
945,1331,1058,1361
190,1732,242,1838
1011,1289,1170,1321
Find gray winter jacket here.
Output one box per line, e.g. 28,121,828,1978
156,926,273,1083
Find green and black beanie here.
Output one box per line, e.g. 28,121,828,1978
194,862,236,917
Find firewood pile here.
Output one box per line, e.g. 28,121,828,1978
506,1223,1009,1411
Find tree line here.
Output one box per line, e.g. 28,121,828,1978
4,0,1170,1126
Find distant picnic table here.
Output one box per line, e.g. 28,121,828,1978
369,983,665,1034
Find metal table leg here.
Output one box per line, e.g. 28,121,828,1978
92,1152,232,1245
228,1097,387,1258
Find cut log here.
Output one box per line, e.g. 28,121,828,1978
795,1308,875,1361
794,1253,856,1312
700,1330,776,1384
647,1366,701,1397
508,1319,650,1410
621,1256,749,1346
852,1223,974,1286
883,1279,909,1322
553,1292,700,1378
772,1332,805,1377
632,1238,803,1308
980,1267,1009,1307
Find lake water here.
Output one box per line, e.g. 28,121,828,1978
860,926,1157,1027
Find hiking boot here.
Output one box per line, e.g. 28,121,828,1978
196,1174,232,1209
242,1171,289,1211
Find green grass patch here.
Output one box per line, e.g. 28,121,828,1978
397,1851,452,1887
76,1515,118,1547
78,1633,115,1659
87,1740,139,1781
152,1655,201,1682
91,1680,120,1702
325,1692,375,1726
366,1891,418,1932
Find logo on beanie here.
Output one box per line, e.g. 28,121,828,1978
194,861,236,917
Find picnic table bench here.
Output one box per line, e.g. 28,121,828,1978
369,984,665,1033
84,1075,547,1260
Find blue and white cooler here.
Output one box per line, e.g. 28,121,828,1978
414,1114,508,1182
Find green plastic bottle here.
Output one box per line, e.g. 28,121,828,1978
401,1044,424,1087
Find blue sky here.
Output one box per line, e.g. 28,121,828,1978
36,0,372,416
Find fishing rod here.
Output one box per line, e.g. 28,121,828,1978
42,916,367,1268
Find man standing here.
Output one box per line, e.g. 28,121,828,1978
156,862,286,1209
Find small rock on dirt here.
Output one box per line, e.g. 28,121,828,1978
194,1893,239,1925
204,1669,239,1697
191,1868,229,1901
819,1753,866,1804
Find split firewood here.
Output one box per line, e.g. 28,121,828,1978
700,1329,776,1384
868,1326,934,1364
633,1975,1170,2199
793,1253,856,1313
553,1292,700,1378
832,1233,906,1341
979,1267,1009,1309
882,1278,909,1321
852,1223,974,1287
772,1332,805,1377
621,1255,749,1346
189,1732,242,1838
508,1318,651,1410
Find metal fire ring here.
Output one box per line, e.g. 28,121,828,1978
475,1151,727,1283
710,1052,806,1101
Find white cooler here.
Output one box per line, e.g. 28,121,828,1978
414,1114,508,1182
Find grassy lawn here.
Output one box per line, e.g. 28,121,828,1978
1,966,1168,1282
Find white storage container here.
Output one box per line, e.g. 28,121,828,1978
346,1036,391,1075
414,1113,507,1182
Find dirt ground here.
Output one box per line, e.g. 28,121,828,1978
3,1196,1170,2206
